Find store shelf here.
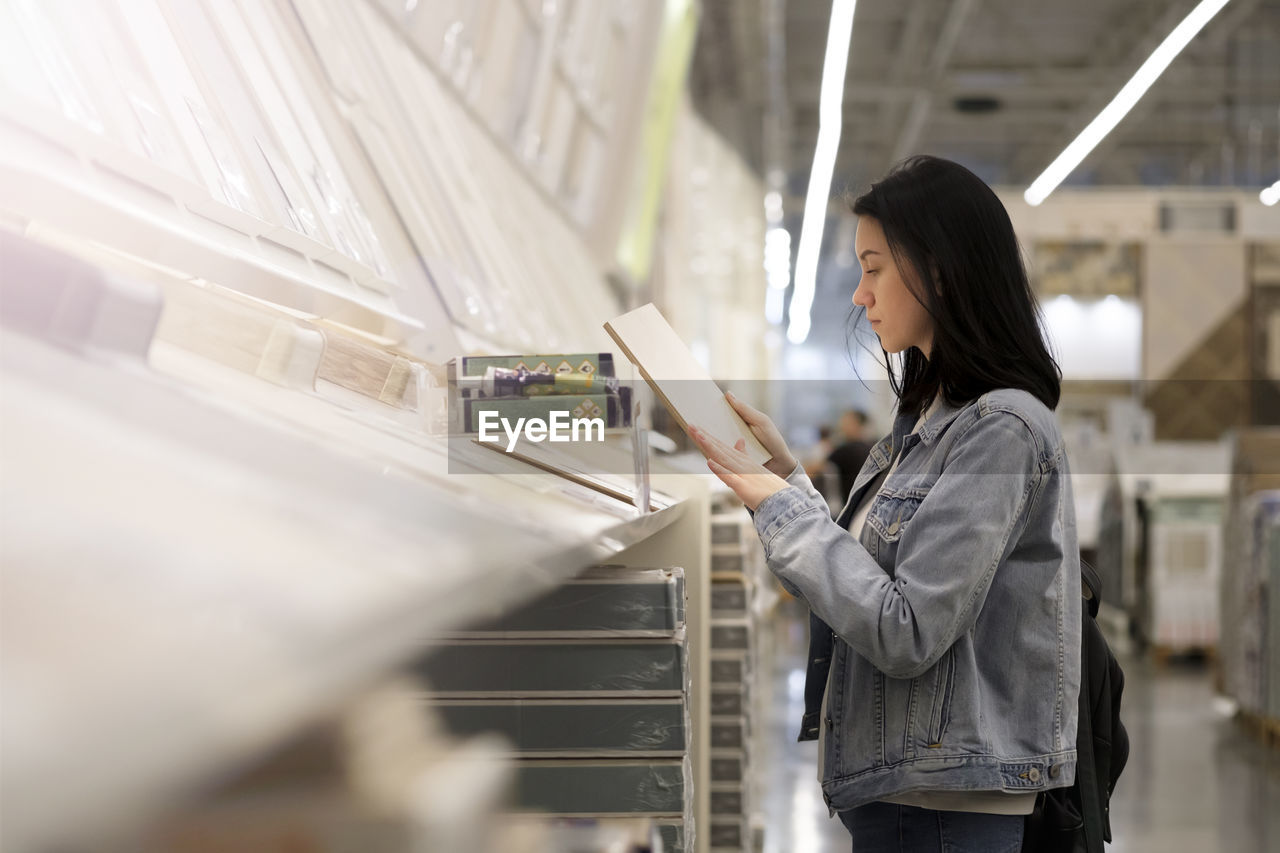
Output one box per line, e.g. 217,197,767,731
0,328,685,853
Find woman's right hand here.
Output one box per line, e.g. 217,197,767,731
725,392,798,479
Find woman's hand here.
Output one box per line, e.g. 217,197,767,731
689,425,790,511
725,392,798,478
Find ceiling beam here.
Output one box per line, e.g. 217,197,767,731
891,0,977,162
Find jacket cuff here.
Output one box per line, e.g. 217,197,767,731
798,710,821,742
752,486,820,545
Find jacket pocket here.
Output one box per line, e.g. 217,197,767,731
864,490,927,544
926,647,956,747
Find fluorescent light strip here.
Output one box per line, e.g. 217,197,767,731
1024,0,1231,206
787,0,857,345
1261,180,1280,207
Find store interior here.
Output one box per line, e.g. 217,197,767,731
0,1,1278,852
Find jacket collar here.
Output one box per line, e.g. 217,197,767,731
886,395,968,455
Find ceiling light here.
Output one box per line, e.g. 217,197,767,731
787,0,857,345
1024,0,1231,206
1261,180,1280,207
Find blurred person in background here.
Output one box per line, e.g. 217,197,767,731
690,155,1080,853
827,408,872,502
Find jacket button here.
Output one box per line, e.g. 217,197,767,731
888,520,900,535
1028,767,1041,783
1049,764,1061,779
825,716,834,730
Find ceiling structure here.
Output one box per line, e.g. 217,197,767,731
689,0,1280,198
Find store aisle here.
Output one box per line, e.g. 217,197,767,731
757,597,850,853
757,601,1280,853
1109,654,1280,853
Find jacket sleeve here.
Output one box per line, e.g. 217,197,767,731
751,411,1044,679
783,460,830,512
746,461,829,521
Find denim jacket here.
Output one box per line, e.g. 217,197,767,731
752,389,1081,812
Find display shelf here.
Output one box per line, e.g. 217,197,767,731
0,327,685,853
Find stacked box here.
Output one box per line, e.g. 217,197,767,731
1145,496,1224,651
708,509,767,852
1248,494,1280,721
1266,519,1280,722
420,566,692,850
1221,432,1280,712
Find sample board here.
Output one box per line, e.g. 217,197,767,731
605,303,768,464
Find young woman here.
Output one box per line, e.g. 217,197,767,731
691,155,1081,853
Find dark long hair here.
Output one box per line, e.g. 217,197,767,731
851,155,1060,417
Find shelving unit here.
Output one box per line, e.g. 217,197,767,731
0,1,723,851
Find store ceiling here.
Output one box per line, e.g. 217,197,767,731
689,0,1280,197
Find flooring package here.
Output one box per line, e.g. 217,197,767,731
456,566,685,637
430,698,688,756
511,759,689,817
418,634,688,697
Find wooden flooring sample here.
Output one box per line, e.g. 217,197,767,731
604,304,768,464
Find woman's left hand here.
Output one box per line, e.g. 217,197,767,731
689,425,791,511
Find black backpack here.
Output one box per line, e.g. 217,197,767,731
1023,559,1129,852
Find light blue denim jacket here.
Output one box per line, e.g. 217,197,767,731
752,388,1081,812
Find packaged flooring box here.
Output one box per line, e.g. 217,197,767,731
418,633,688,697
1267,521,1280,719
710,514,748,547
710,579,749,616
709,784,745,817
511,758,690,817
656,821,685,853
709,751,745,784
709,818,747,850
430,698,688,756
711,550,746,574
457,566,685,636
710,652,750,686
709,717,747,750
710,688,746,717
710,621,751,651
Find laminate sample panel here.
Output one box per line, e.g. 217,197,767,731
604,303,768,463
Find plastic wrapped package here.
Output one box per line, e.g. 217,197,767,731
510,756,690,817
418,631,687,697
431,698,688,757
456,566,685,637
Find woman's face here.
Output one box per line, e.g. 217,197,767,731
852,216,935,358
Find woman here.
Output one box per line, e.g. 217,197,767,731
691,156,1081,853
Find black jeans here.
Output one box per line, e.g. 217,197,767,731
839,802,1024,853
